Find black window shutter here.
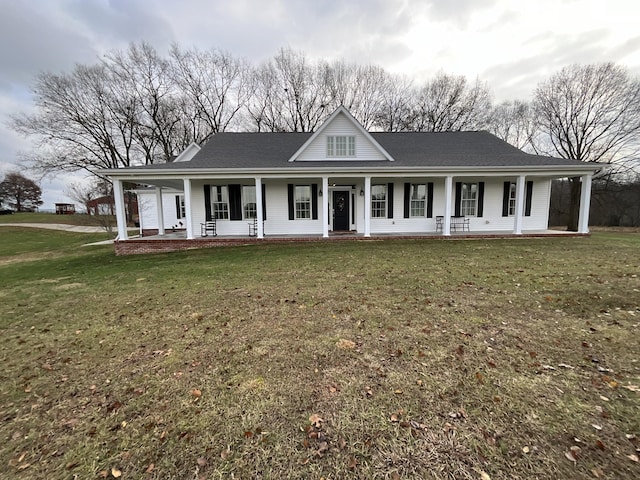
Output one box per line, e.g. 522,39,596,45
502,182,511,217
204,185,212,221
427,182,434,218
455,182,462,217
477,182,485,217
229,184,242,220
525,181,533,216
387,182,394,219
403,183,410,218
311,184,318,220
175,195,181,219
261,184,267,220
287,184,294,220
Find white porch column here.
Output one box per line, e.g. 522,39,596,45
578,174,592,234
155,186,165,236
443,176,453,236
183,178,194,239
112,179,128,240
364,176,371,237
322,176,329,238
513,175,526,235
255,177,264,239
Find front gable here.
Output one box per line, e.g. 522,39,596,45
289,106,394,162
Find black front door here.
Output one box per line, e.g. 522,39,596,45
333,191,350,231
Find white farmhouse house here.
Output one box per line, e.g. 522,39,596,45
103,106,598,253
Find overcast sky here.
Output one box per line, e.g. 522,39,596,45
1,0,639,210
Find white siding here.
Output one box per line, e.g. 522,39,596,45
138,190,186,231
295,112,387,162
140,176,553,237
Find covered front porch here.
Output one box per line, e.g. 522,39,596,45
111,172,594,246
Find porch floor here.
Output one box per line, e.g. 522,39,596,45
115,229,587,255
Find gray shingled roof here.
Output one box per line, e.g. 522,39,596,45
129,130,588,170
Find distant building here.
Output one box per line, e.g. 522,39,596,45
55,203,76,215
86,194,137,220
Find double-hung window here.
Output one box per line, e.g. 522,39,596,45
327,135,355,157
460,183,478,217
409,184,426,217
242,186,257,219
211,186,229,219
508,183,517,216
295,185,311,219
176,195,185,219
371,184,387,218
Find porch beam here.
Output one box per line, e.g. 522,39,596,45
443,176,452,235
113,179,128,240
513,175,525,234
578,174,592,234
364,176,371,237
255,177,264,239
322,176,329,238
155,187,165,236
183,178,194,239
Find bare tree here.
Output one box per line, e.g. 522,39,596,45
170,45,250,142
106,42,185,163
11,64,138,175
322,60,391,129
487,100,536,150
533,63,640,230
374,74,414,132
246,48,331,132
404,73,493,132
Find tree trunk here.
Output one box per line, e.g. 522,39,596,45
567,177,581,231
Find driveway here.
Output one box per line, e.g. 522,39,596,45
0,223,112,233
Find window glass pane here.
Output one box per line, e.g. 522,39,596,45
327,136,356,157
371,184,387,218
212,186,229,219
336,136,346,156
243,186,256,219
509,183,517,216
461,183,477,217
179,195,185,218
326,136,334,156
295,185,311,219
410,184,426,217
348,136,355,156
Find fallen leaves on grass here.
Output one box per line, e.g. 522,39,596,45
565,446,581,463
336,339,355,349
309,414,323,428
111,466,122,478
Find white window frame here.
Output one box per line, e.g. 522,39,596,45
371,184,387,218
327,135,355,157
242,185,257,219
295,185,311,219
211,185,229,220
409,184,426,217
461,183,478,217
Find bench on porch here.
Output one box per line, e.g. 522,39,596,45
435,215,470,232
451,216,470,232
200,220,217,237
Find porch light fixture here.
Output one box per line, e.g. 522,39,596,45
319,189,323,197
359,189,364,196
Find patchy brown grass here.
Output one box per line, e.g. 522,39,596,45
0,233,638,479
